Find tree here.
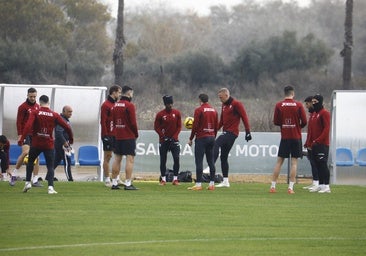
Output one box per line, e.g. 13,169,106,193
341,0,353,89
113,0,125,86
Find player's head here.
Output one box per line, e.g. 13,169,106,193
122,85,133,99
39,95,50,106
218,88,230,103
0,135,7,146
62,105,73,118
198,93,208,103
284,85,294,97
27,87,37,104
109,85,122,101
162,95,173,110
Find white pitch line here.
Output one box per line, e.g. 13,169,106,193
1,237,366,252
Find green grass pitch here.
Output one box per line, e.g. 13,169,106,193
1,181,366,255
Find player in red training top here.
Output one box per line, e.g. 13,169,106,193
270,85,307,194
10,87,41,187
110,86,138,190
188,93,218,191
154,95,182,186
213,88,252,188
19,95,73,194
307,94,331,193
0,135,10,181
100,85,121,187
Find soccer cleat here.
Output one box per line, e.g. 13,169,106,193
309,186,321,192
172,180,180,186
9,176,17,186
202,167,210,174
287,188,295,194
111,185,120,190
269,187,276,193
32,182,43,187
159,180,166,186
215,182,230,188
187,185,203,191
124,184,138,190
318,187,331,193
23,183,31,193
207,185,215,191
48,187,58,194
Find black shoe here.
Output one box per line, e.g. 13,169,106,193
68,178,73,182
111,185,120,190
54,177,58,181
124,184,138,190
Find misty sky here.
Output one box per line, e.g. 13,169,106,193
101,0,311,17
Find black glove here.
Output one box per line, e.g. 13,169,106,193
102,136,110,143
245,132,252,142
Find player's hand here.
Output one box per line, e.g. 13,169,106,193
245,132,252,142
69,138,74,144
17,139,23,146
188,139,193,147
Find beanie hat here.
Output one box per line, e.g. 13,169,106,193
163,95,173,105
313,94,323,105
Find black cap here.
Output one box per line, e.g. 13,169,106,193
163,95,173,105
313,94,323,105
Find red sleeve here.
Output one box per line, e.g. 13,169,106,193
16,103,26,135
154,111,164,138
20,111,36,142
129,104,139,138
100,103,109,137
173,110,181,140
299,103,307,128
273,103,281,126
189,107,201,140
314,111,330,145
235,101,250,132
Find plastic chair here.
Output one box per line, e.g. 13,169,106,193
78,146,101,166
9,144,22,165
336,147,354,166
38,152,46,165
355,148,366,166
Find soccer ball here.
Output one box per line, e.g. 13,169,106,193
23,155,38,165
184,117,194,129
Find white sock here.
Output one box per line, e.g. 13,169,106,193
48,186,54,190
313,180,319,186
105,177,111,183
125,179,131,186
32,175,39,183
289,182,295,190
12,169,18,176
112,178,118,186
196,182,202,187
209,181,215,186
173,176,178,181
271,181,276,188
161,176,166,182
223,177,229,183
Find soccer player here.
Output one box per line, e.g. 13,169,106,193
110,86,138,190
0,135,10,181
154,95,182,185
307,94,331,193
100,85,122,187
19,95,73,194
269,85,307,194
53,105,74,182
10,87,41,187
214,88,252,188
188,93,218,191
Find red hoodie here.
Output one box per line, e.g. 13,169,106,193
154,108,181,142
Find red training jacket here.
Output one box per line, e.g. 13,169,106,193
0,139,10,170
16,99,39,136
100,95,116,137
273,98,307,140
306,108,330,147
154,108,181,142
112,97,138,140
219,97,250,136
20,107,73,150
190,103,218,140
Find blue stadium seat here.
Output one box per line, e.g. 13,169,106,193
38,152,46,165
78,145,100,166
355,148,366,166
336,147,354,166
9,144,22,165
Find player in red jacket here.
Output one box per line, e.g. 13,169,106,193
214,88,252,188
110,86,138,190
0,135,10,181
188,93,218,191
100,85,121,186
270,85,307,194
154,95,182,185
19,95,73,194
10,87,41,186
307,94,331,193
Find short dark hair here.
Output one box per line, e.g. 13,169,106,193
198,93,209,103
122,85,133,94
0,135,7,144
284,85,294,96
28,87,37,94
39,95,49,104
304,96,313,102
109,85,121,95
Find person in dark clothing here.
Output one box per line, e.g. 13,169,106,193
19,95,73,194
154,95,182,186
53,105,74,181
0,135,10,181
188,94,218,191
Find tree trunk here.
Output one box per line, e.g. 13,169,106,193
113,0,125,86
341,0,353,89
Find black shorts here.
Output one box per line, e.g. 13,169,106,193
278,139,302,158
114,139,136,156
102,136,115,151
